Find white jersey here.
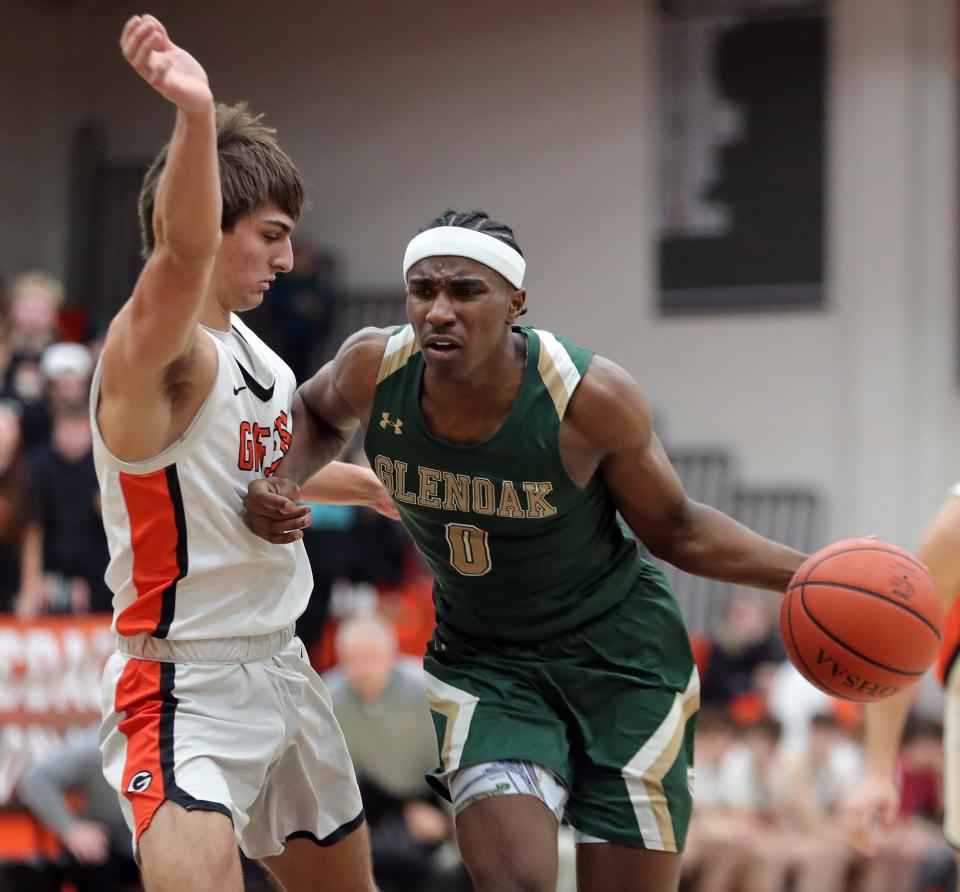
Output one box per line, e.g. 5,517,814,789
91,315,312,640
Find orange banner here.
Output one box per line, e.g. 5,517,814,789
0,615,113,804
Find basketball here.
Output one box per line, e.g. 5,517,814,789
780,537,945,702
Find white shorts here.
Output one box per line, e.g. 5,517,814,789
100,625,363,860
946,661,960,849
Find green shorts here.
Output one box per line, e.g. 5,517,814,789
423,568,699,852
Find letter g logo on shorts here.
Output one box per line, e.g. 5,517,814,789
126,770,154,793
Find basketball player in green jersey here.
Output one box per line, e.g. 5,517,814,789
244,210,808,892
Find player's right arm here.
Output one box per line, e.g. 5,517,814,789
276,328,387,484
845,491,960,854
567,357,806,591
97,15,219,460
243,328,389,542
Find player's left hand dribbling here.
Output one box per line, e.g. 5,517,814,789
244,478,312,544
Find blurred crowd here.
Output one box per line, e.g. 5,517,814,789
0,269,110,619
682,592,953,892
0,260,954,892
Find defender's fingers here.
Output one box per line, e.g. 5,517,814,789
122,17,155,62
377,502,401,520
249,525,304,545
146,51,174,84
119,15,143,48
141,14,173,50
245,493,309,517
140,14,167,35
244,507,311,529
254,513,312,534
268,531,304,544
131,29,162,72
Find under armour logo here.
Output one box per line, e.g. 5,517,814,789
126,771,153,794
379,412,403,435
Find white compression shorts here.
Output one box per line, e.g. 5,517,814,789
448,760,609,844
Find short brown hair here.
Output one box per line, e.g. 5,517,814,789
137,102,305,258
11,271,64,307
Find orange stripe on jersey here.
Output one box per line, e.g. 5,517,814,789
936,597,960,685
115,658,232,841
115,658,166,842
117,467,188,638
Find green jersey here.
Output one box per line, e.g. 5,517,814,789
364,324,647,643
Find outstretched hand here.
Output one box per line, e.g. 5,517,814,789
364,480,401,521
844,774,900,856
244,478,312,545
120,14,212,113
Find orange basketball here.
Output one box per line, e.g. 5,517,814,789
779,537,944,702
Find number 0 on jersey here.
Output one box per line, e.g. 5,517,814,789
445,523,492,576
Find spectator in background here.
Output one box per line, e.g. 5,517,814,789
265,241,336,383
42,341,93,413
715,716,785,886
298,448,409,658
900,718,957,892
0,400,42,613
2,272,62,447
17,400,109,616
719,715,854,892
781,712,862,812
7,271,61,355
700,590,784,720
767,657,839,754
14,726,139,892
773,713,858,892
856,717,953,892
0,295,9,389
324,613,466,892
681,706,753,892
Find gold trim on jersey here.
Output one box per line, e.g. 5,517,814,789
372,455,559,519
496,481,525,518
534,329,582,420
418,466,443,508
442,472,471,512
444,523,492,576
377,325,421,383
472,478,496,515
424,671,480,773
392,461,418,504
621,667,700,852
523,482,558,518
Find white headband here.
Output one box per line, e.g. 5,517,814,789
403,226,526,288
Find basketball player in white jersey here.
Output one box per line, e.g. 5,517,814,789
93,16,381,892
846,487,960,869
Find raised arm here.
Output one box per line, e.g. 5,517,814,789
566,357,806,591
845,491,960,854
97,15,219,457
244,327,392,541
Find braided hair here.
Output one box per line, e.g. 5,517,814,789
422,210,524,257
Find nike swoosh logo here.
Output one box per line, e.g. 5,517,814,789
235,360,274,401
233,385,247,396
